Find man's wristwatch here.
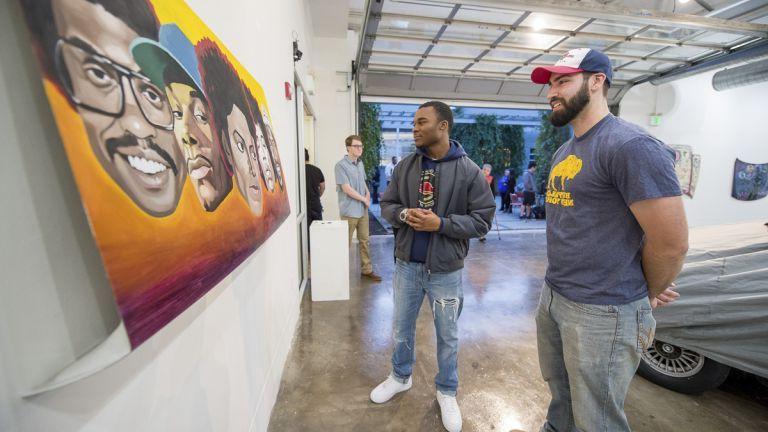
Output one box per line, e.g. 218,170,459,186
399,208,409,223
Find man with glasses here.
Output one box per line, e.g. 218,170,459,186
21,0,185,217
335,135,381,282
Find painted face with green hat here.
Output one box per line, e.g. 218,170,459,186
132,24,233,212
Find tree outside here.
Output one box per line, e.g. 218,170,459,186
499,123,525,180
452,111,526,178
358,102,383,181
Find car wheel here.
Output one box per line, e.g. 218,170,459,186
637,340,731,394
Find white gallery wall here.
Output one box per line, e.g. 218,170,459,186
620,69,768,228
312,32,360,222
0,0,343,430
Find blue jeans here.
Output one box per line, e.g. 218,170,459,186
390,259,463,396
536,284,656,432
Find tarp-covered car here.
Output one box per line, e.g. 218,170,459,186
637,220,768,394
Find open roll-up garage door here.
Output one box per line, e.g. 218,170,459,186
350,0,768,105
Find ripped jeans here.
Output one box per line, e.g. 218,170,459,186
390,259,463,396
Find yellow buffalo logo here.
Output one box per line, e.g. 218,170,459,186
548,155,583,191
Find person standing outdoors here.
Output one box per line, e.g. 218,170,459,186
521,162,537,219
482,164,498,197
371,101,495,432
335,135,382,282
499,168,512,213
530,48,688,432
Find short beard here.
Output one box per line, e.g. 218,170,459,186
549,80,591,127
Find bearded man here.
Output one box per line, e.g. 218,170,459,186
531,48,689,432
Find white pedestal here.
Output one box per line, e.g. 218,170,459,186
310,221,350,301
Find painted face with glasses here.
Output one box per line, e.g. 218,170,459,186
225,104,263,215
52,0,184,216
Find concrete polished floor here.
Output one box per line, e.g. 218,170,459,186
269,232,768,432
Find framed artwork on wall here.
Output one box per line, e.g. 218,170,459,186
672,145,701,198
17,0,290,393
732,159,768,201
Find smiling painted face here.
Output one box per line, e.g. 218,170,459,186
167,82,231,211
53,0,185,217
225,105,262,215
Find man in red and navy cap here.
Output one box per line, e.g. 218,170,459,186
531,48,689,432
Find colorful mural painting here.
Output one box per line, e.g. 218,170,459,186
18,0,290,349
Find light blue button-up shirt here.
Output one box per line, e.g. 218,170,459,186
335,155,368,218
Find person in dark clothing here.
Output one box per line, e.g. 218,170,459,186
499,169,512,212
370,101,495,432
305,149,325,225
370,168,381,204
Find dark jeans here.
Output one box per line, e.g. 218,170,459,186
501,191,511,211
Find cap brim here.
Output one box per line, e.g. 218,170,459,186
131,38,200,92
530,66,584,84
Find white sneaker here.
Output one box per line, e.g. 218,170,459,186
370,374,412,404
436,391,462,432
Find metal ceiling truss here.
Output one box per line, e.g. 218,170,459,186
378,12,746,50
369,33,691,64
355,0,768,104
356,0,384,78
416,0,768,37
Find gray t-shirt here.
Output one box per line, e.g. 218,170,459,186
522,171,536,192
545,114,681,305
335,155,368,218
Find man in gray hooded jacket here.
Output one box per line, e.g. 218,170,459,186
370,101,495,432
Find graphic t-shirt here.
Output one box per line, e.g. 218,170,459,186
545,114,682,305
410,158,437,263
